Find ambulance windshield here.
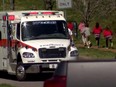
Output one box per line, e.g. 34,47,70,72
21,20,69,41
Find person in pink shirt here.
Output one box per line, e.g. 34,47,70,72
92,22,102,47
103,26,113,48
78,21,86,45
78,21,85,33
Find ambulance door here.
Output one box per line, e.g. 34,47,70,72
11,23,17,60
7,23,17,62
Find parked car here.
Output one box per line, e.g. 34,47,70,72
44,60,116,87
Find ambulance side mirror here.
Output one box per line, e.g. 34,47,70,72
0,31,1,40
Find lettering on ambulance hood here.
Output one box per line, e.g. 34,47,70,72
40,44,64,48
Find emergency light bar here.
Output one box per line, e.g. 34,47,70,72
22,12,38,16
22,11,63,16
41,12,63,16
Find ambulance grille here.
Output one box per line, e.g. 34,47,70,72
39,48,66,58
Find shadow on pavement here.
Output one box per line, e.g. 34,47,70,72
0,71,53,81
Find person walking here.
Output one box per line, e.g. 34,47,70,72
81,23,92,48
78,20,86,45
103,26,113,49
92,22,102,48
68,27,73,41
67,21,74,31
68,26,74,46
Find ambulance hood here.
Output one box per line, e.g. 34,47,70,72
23,39,70,48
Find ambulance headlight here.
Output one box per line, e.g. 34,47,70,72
70,50,78,57
23,52,35,58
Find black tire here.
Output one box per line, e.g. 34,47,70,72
16,62,26,81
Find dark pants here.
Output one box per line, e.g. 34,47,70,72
95,37,100,47
106,38,112,47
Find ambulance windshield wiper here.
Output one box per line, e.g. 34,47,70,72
25,33,68,40
25,35,48,40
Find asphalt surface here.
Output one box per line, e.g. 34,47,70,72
0,71,53,87
0,56,89,87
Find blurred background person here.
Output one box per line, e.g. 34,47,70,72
92,22,102,48
78,20,86,45
67,21,74,31
103,26,113,49
81,23,91,48
68,25,75,46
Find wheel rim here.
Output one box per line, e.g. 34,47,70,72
16,65,25,79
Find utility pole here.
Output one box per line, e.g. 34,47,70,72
10,0,15,10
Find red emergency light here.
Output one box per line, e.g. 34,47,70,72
22,12,38,16
3,16,6,21
42,12,54,15
8,15,15,20
29,12,38,14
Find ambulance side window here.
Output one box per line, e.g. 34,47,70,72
16,23,20,39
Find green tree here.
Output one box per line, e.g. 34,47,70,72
73,0,116,24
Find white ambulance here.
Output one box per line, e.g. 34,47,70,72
0,10,78,80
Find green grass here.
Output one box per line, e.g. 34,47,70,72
78,47,116,59
0,84,15,87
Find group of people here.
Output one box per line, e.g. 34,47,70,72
78,21,113,49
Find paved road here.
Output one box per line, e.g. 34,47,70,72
0,57,86,87
0,71,53,87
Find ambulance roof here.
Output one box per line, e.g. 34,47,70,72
2,10,65,22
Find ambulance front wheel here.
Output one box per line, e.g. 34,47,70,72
16,62,26,81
